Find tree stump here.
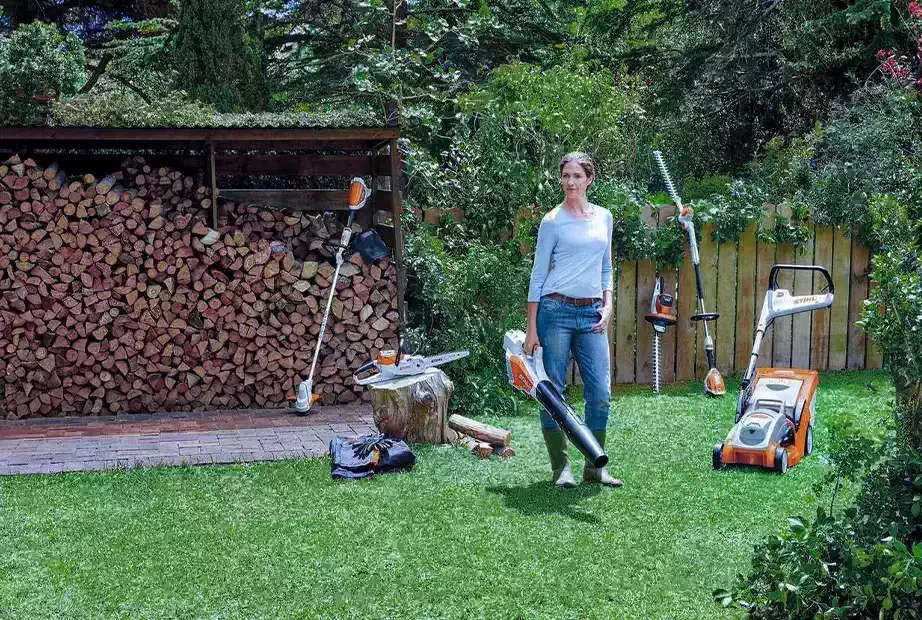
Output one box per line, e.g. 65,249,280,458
370,368,453,443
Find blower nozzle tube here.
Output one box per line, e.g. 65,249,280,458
535,381,608,468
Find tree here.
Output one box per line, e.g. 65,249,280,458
172,0,265,111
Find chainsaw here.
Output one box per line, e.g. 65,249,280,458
353,348,470,385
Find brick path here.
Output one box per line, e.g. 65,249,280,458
0,405,375,475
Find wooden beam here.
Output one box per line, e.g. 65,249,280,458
208,142,218,229
0,152,391,178
0,126,399,143
0,139,386,152
389,138,406,327
211,154,390,177
219,188,394,212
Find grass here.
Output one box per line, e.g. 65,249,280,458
0,370,893,620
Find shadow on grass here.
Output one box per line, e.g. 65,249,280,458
486,481,603,524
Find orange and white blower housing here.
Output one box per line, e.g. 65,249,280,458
713,265,834,473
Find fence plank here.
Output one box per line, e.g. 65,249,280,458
755,205,776,364
676,245,697,381
847,241,870,370
695,225,719,380
660,268,678,385
635,258,657,386
828,228,851,370
634,206,660,387
791,224,816,369
615,260,637,384
811,227,834,370
734,224,758,374
772,203,794,368
716,240,738,373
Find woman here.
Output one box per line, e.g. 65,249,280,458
524,152,622,488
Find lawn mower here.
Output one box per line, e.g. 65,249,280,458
503,330,608,468
712,264,834,473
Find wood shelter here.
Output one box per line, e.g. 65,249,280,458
0,126,406,323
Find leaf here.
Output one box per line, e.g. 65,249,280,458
787,516,807,534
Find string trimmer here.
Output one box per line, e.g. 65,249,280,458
644,276,676,393
652,150,726,397
295,177,371,413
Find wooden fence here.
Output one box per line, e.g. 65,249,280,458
414,203,882,384
580,205,882,386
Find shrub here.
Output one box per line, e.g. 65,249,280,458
402,214,531,416
0,22,85,124
52,91,216,127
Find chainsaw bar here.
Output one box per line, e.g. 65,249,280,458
393,350,470,375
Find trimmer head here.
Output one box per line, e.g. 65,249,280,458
704,368,726,397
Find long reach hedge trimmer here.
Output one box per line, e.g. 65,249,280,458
652,150,726,397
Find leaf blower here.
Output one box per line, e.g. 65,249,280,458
652,150,726,397
503,330,608,468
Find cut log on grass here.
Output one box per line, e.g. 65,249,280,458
370,368,453,444
460,434,494,458
447,414,511,447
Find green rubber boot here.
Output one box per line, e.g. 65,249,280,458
583,430,623,487
542,429,576,488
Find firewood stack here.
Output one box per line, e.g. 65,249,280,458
0,155,398,419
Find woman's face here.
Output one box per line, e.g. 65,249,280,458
560,161,592,197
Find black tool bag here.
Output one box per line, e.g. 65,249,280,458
329,434,416,480
351,228,389,263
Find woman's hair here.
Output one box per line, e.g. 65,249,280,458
559,152,596,184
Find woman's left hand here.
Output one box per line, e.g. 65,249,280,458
591,303,613,333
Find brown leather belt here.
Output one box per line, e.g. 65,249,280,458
545,292,601,307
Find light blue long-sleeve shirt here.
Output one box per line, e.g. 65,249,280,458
527,204,614,303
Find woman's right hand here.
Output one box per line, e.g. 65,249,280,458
523,330,540,356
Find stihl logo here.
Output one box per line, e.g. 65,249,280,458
793,296,820,305
510,358,535,393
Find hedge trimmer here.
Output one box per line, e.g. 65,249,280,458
653,150,726,397
644,276,677,394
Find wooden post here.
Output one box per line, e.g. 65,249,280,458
208,142,218,229
389,138,406,327
358,152,376,231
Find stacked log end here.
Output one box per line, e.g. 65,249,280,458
0,154,398,419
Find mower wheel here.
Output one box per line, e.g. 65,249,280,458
712,443,724,470
805,426,813,456
774,447,789,474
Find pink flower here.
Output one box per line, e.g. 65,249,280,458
910,0,922,19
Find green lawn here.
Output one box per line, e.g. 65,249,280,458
0,371,892,620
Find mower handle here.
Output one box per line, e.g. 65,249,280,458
768,264,834,294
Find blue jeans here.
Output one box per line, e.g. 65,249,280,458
536,296,611,432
